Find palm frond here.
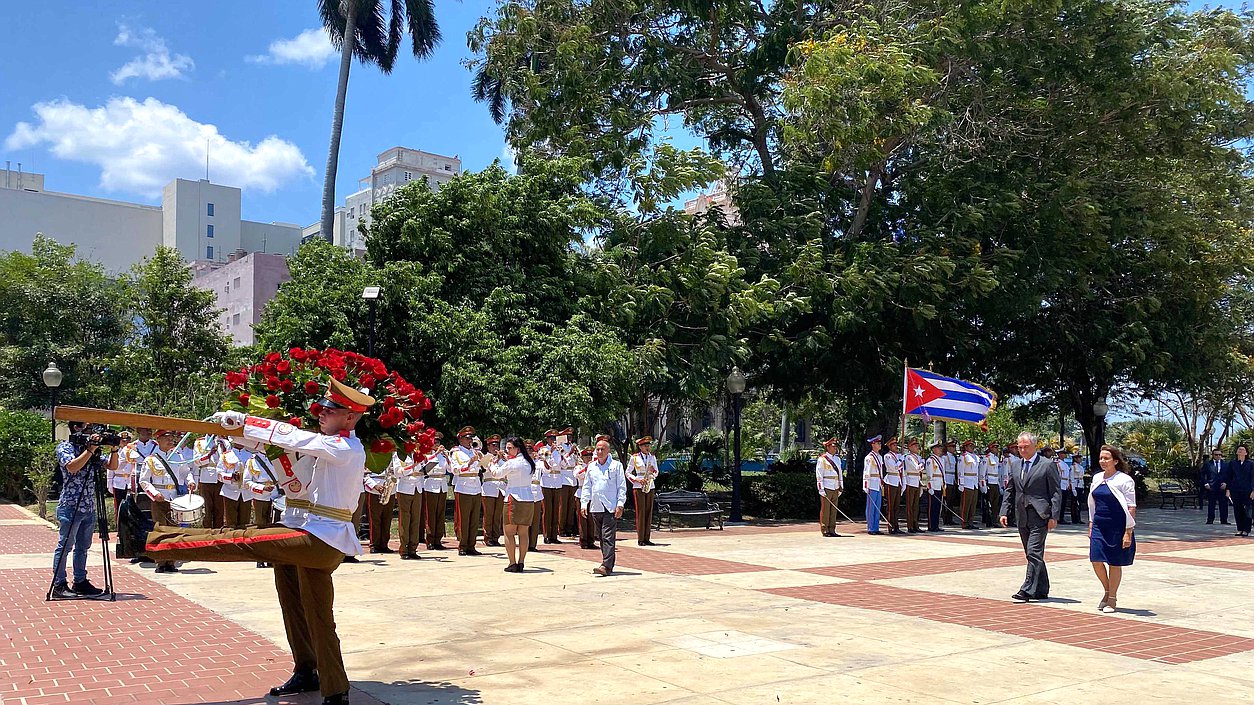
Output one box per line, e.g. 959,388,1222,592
404,0,441,59
472,65,507,124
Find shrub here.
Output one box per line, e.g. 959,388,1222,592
744,472,819,520
25,448,57,520
0,410,53,502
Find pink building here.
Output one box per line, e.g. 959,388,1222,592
191,251,291,346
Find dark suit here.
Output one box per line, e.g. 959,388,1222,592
1200,459,1229,524
1000,453,1061,598
1228,459,1254,534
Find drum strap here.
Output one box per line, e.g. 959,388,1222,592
153,453,186,495
253,454,281,488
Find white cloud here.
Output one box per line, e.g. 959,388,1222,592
110,23,194,84
247,28,337,69
501,144,517,174
6,97,315,197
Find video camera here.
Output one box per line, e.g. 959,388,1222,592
68,424,123,448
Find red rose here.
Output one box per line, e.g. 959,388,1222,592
404,441,417,455
225,371,247,389
289,416,302,427
309,402,324,416
406,421,425,435
266,352,282,363
380,410,401,428
266,377,280,391
265,394,280,408
421,398,432,411
276,360,292,375
289,347,304,360
383,396,396,409
280,379,295,393
304,380,320,395
370,439,395,453
331,369,347,381
239,393,250,405
360,374,376,389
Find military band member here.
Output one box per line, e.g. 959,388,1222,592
116,428,156,518
882,437,904,534
558,427,580,537
926,440,945,532
942,440,958,525
193,433,226,528
864,435,884,535
450,426,484,556
219,440,252,529
981,443,1002,528
538,429,564,544
139,430,195,573
628,436,660,546
815,437,844,537
576,446,598,548
528,440,544,551
363,462,396,554
395,450,424,559
423,436,450,550
904,438,924,533
245,450,281,568
959,440,980,529
137,377,376,705
479,435,507,547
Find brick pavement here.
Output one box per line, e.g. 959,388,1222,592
798,549,1087,581
547,543,774,575
762,580,1254,664
0,525,60,555
1139,553,1254,572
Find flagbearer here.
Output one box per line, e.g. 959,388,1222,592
904,438,924,533
863,435,884,535
628,437,660,546
926,440,945,532
883,437,904,534
450,426,484,556
815,437,844,537
959,440,981,529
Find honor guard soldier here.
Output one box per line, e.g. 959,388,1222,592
959,440,981,529
882,437,904,534
245,450,281,567
424,435,450,550
1001,444,1020,527
139,430,196,573
863,435,885,535
558,427,580,537
138,377,377,705
450,426,484,556
538,429,565,544
394,450,424,559
1069,451,1085,523
479,435,507,547
925,440,946,532
192,434,226,528
576,446,598,548
815,437,844,537
981,443,1002,527
219,441,251,529
942,441,958,525
1054,449,1071,524
903,438,924,533
628,436,660,546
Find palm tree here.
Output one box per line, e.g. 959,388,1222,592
318,0,441,244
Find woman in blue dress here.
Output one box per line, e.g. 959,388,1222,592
1088,444,1137,613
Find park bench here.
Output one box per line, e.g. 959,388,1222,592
654,490,725,531
1158,482,1196,510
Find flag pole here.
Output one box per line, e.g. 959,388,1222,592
900,359,909,441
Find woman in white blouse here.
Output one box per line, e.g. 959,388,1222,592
1088,444,1137,613
500,437,542,573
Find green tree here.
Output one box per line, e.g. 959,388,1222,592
0,410,52,501
0,235,129,410
318,0,440,241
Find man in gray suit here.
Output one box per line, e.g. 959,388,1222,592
1000,431,1062,602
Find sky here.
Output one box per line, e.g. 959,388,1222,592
0,1,512,226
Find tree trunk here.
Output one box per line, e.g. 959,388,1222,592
321,2,359,244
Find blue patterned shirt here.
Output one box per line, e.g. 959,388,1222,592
56,441,97,516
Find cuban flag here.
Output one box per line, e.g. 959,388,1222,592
903,367,997,425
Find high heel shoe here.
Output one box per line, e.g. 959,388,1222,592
1097,594,1108,611
1101,596,1117,613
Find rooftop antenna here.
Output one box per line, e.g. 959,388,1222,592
205,138,210,181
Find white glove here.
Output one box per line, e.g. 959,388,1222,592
214,411,247,430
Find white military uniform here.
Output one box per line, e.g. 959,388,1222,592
480,453,507,498
450,446,483,495
115,438,157,492
139,450,194,502
218,445,247,501
245,453,281,502
982,451,1001,491
959,451,980,490
193,437,225,485
626,452,659,492
863,452,883,492
815,453,844,493
904,452,924,488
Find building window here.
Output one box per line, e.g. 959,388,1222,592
444,164,452,171
232,313,241,325
233,277,240,289
795,420,808,444
348,207,354,218
207,202,215,217
403,171,412,182
224,282,230,293
207,224,214,238
206,245,214,259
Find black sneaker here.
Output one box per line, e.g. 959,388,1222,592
52,582,78,599
71,580,104,596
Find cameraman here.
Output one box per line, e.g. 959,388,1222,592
51,422,118,599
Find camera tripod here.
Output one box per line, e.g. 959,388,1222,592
46,460,116,602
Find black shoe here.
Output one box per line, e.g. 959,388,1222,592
1011,591,1031,603
466,548,482,556
1221,521,1231,525
322,693,350,705
431,543,447,550
129,557,145,564
256,562,270,568
51,582,78,599
71,580,104,596
270,671,320,697
1206,521,1214,524
342,555,360,563
374,547,395,554
504,563,521,573
399,553,416,560
1034,593,1049,600
868,531,883,535
458,549,467,556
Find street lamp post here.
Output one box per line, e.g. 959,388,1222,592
726,366,747,523
362,286,381,357
42,362,62,443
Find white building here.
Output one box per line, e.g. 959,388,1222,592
304,146,462,252
684,180,741,226
190,252,292,346
0,170,303,273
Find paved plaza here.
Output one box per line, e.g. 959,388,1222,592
2,502,1252,705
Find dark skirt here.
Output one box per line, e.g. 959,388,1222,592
1089,482,1135,566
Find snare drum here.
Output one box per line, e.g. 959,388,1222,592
272,495,286,523
169,494,206,527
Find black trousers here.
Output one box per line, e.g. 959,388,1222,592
1207,488,1229,524
112,487,129,525
1017,510,1050,598
927,491,941,531
1232,494,1252,533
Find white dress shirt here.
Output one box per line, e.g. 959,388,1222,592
192,436,225,484
395,454,422,495
581,457,627,513
503,456,542,502
450,445,483,495
480,454,507,498
422,451,449,493
959,451,980,490
244,452,280,501
217,446,247,501
627,453,659,492
815,454,844,492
